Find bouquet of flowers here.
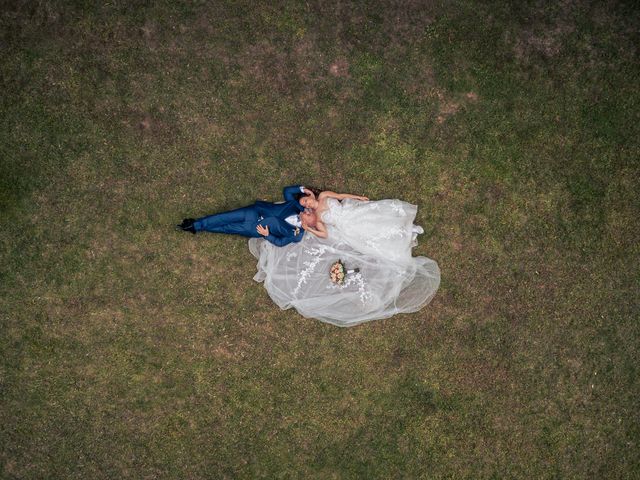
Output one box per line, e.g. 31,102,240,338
330,260,360,284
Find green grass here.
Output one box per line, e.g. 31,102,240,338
1,0,639,478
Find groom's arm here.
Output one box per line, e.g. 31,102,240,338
283,185,305,202
257,223,302,246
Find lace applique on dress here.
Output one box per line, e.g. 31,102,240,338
364,226,408,254
390,201,406,216
293,245,328,295
327,271,373,306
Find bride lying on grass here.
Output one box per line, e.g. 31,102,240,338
250,188,440,327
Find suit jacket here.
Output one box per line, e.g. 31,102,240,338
254,185,305,246
258,215,304,247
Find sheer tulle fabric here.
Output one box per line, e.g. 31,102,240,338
248,198,440,327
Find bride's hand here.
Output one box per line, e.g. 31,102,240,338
356,195,369,201
256,224,269,236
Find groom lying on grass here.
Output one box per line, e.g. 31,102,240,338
177,185,318,247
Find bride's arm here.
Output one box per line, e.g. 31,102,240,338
319,191,369,202
303,220,328,239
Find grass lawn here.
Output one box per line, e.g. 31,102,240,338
1,1,638,478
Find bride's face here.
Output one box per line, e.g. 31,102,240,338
300,197,316,209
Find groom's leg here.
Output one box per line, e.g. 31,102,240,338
193,206,256,234
207,222,261,236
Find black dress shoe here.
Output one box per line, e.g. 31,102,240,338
177,218,196,234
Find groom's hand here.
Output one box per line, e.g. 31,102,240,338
256,224,269,236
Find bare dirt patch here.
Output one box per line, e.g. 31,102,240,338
122,109,176,144
328,58,350,78
234,36,329,97
510,15,576,62
435,90,480,124
140,20,158,51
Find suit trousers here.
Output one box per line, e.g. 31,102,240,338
193,206,261,237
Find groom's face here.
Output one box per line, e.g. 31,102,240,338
300,211,317,227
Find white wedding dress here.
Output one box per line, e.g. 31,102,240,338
248,198,440,327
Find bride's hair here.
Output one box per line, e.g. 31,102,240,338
294,186,323,201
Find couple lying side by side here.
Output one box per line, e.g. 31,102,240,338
177,185,440,327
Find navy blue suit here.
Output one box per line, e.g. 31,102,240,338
193,185,305,247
